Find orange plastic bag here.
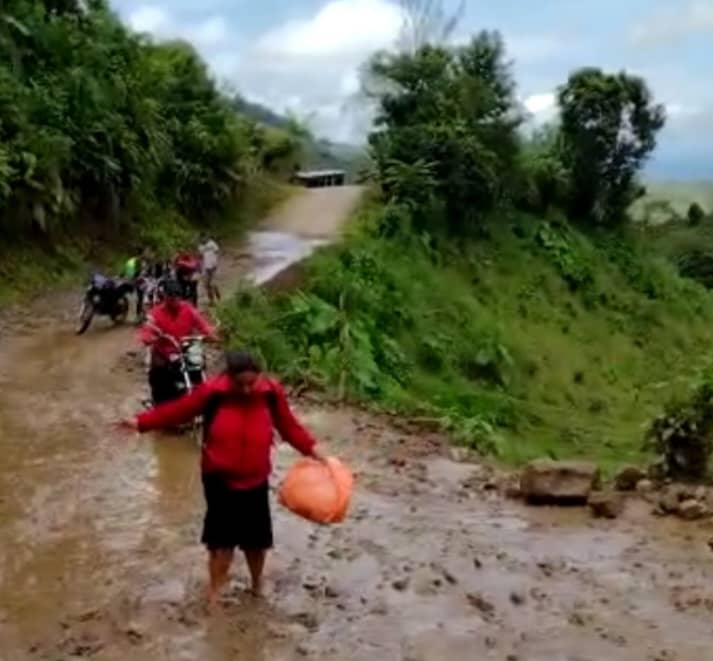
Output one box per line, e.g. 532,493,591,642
278,457,354,524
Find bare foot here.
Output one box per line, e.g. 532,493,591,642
205,587,221,613
249,580,264,599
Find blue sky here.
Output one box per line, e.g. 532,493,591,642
111,0,713,179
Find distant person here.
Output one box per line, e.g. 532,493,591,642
139,280,216,404
122,248,153,319
198,234,221,304
173,250,201,306
120,351,325,606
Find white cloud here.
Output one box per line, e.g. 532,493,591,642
631,0,713,45
128,6,169,33
524,92,556,116
256,0,402,58
523,92,558,126
128,4,228,50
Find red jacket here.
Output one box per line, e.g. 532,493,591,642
139,301,215,360
137,374,316,489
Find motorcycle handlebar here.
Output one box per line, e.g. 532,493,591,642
144,321,207,349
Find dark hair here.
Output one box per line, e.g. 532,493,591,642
225,350,261,375
163,279,182,298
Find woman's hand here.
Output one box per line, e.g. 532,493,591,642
310,447,328,463
115,418,139,434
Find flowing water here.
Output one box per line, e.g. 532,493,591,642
1,187,713,660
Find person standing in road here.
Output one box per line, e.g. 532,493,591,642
120,351,325,606
198,233,221,304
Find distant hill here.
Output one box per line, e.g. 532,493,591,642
630,180,713,224
232,95,367,179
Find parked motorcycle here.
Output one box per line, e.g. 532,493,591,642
76,273,132,335
135,274,167,321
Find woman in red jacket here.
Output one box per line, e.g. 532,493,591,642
123,351,324,605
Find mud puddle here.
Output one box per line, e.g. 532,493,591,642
245,231,328,286
2,187,713,660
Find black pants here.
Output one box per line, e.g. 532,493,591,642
201,476,273,551
149,363,203,405
149,365,179,405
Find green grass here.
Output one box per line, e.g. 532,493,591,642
221,202,713,475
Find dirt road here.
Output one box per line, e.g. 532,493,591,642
1,185,713,661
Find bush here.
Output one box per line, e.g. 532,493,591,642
645,378,713,481
688,202,706,226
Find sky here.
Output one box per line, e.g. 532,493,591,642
111,0,713,179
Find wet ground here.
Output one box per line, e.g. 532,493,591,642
2,186,713,660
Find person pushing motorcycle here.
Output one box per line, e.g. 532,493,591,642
140,279,217,404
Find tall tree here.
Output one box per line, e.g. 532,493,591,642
368,31,522,235
557,68,665,225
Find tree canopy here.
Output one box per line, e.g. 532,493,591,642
557,68,666,226
0,0,298,241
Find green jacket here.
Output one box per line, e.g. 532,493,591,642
121,256,140,280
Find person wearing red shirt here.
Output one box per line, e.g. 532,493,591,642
122,351,324,605
140,279,216,404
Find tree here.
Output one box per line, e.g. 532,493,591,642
0,0,293,242
557,68,665,226
687,202,706,226
367,31,523,235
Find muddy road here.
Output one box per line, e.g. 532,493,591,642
1,185,713,660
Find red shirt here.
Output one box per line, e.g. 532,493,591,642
137,374,316,489
139,301,214,360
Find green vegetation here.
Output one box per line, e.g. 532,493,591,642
0,0,308,300
222,5,713,474
224,203,713,473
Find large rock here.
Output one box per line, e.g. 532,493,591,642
588,491,624,519
677,499,709,521
659,485,685,514
520,459,601,504
614,466,646,492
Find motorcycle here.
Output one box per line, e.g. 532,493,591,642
76,273,132,335
135,274,167,321
145,327,207,441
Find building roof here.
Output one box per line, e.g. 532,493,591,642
295,169,346,179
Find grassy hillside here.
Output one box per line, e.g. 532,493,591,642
223,202,713,474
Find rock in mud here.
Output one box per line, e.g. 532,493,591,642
677,499,708,521
636,479,655,494
520,459,601,504
588,491,624,519
392,578,410,592
614,466,646,492
466,592,496,621
659,485,685,514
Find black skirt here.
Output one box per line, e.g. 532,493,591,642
201,475,273,551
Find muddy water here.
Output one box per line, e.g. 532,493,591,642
2,190,713,659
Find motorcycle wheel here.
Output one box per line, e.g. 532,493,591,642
111,296,129,325
76,301,94,335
